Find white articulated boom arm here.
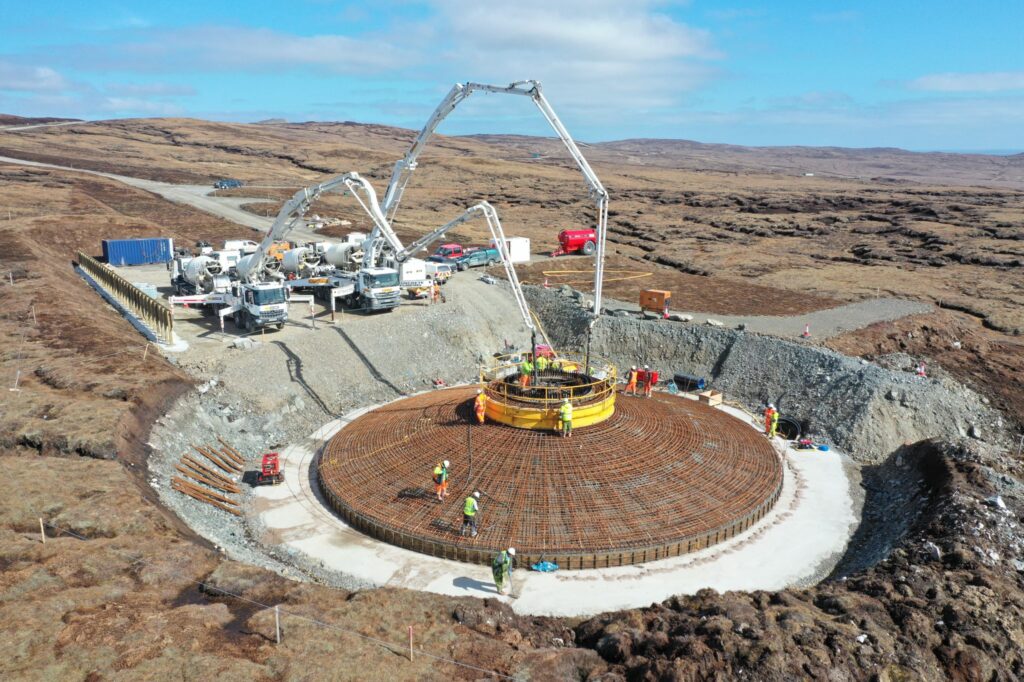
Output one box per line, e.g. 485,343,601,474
241,172,397,284
381,80,609,318
392,213,462,263
436,201,534,332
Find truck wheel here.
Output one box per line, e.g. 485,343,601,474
243,312,253,332
458,263,467,271
582,240,596,255
488,259,497,267
276,323,284,330
234,311,242,328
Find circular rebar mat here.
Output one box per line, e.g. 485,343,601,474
317,387,783,569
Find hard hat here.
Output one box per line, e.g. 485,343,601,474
507,547,516,556
443,460,450,467
644,365,649,369
478,389,483,394
768,403,774,409
563,397,569,402
473,491,480,499
631,365,637,370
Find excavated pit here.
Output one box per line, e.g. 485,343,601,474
317,387,783,568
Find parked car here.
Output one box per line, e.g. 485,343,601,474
224,239,259,254
427,254,458,267
426,261,454,283
214,178,244,189
434,243,464,259
454,247,501,271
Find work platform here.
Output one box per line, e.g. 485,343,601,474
479,352,617,429
317,387,783,569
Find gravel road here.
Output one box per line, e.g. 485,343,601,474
602,295,933,340
0,154,328,243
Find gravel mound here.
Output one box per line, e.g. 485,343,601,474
527,286,1005,462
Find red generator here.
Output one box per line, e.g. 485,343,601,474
552,229,597,257
257,452,284,485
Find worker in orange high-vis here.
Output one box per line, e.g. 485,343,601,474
643,365,659,398
474,389,487,424
432,460,450,501
623,365,639,395
519,356,534,388
763,403,776,437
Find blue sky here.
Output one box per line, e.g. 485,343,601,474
1,1,1022,150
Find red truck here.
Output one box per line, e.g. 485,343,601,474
552,229,597,257
434,243,465,259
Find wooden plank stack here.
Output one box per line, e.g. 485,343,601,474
170,441,247,515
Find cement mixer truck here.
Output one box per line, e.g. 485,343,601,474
170,254,231,296
168,252,288,330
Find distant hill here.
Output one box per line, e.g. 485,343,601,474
463,134,1024,190
0,114,80,126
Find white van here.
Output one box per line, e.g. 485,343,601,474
425,261,453,282
224,239,259,254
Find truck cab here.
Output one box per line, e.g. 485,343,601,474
356,267,401,311
233,281,289,331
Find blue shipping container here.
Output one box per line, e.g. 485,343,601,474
102,238,174,266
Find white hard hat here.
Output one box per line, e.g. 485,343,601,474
473,491,480,499
507,547,516,556
443,460,450,467
768,403,774,409
631,365,637,370
644,365,649,369
563,397,569,402
478,389,483,394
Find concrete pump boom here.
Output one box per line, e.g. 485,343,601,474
441,201,534,332
239,172,399,284
380,80,610,318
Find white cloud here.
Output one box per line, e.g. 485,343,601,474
105,82,197,97
907,71,1024,93
0,61,69,92
418,0,720,117
63,25,411,74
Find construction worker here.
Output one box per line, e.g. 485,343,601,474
763,403,776,437
643,365,659,398
431,279,441,304
474,389,487,425
623,365,639,395
519,356,534,388
492,547,516,595
432,460,450,501
535,353,549,378
558,397,573,438
462,491,481,537
770,409,780,438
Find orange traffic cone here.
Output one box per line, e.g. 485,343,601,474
801,324,811,338
543,278,550,288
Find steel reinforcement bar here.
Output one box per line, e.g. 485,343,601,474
77,251,174,343
317,388,785,570
317,469,782,570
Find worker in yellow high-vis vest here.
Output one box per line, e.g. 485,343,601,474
559,397,573,438
461,491,481,537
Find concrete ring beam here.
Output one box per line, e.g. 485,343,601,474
317,387,783,569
